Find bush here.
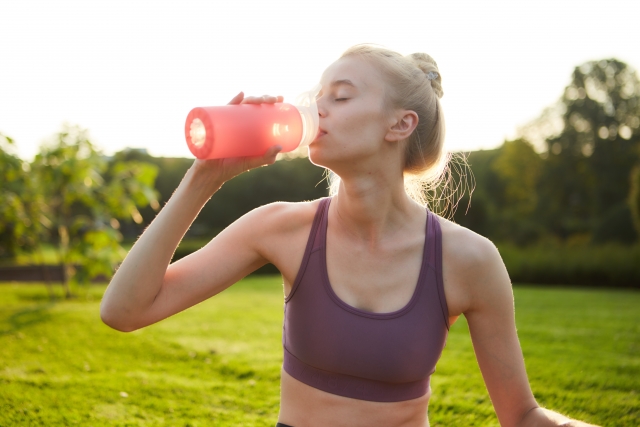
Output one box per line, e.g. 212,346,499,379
497,242,640,288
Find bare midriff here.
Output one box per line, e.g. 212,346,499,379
278,368,431,427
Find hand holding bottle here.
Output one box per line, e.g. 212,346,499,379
186,92,285,198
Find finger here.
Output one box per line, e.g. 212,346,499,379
228,91,244,105
265,144,283,159
247,145,282,168
241,96,261,104
241,95,282,104
261,95,281,104
265,144,283,165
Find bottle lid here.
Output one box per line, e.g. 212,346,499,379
294,84,321,148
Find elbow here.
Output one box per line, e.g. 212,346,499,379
100,303,138,333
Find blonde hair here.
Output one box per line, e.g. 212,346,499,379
327,44,471,218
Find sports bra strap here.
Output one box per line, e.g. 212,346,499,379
285,198,330,303
429,210,450,329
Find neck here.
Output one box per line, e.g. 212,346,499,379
331,172,423,244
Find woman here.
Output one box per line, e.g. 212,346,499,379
101,45,599,427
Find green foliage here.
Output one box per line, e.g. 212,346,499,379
111,150,328,240
102,160,161,222
201,157,328,234
169,236,640,287
105,152,193,239
29,125,160,285
538,59,640,241
491,139,545,245
457,58,640,247
591,201,637,244
497,242,640,287
453,149,502,239
0,280,637,426
69,228,127,283
0,133,46,259
630,164,640,235
117,153,329,239
491,139,542,216
454,148,545,246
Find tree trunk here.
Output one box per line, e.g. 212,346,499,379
58,224,72,298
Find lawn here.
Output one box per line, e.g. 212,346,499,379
0,278,638,426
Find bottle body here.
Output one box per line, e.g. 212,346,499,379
185,103,306,159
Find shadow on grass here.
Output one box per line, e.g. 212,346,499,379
0,302,56,335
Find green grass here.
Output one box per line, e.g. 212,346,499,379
0,279,638,426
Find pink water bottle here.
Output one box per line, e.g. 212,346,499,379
185,88,319,159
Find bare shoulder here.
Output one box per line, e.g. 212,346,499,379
434,215,511,316
435,215,501,271
238,198,322,241
233,199,324,282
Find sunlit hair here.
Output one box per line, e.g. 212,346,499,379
327,44,472,218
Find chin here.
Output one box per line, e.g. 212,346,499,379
309,149,359,181
307,143,329,168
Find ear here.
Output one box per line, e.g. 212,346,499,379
385,110,419,142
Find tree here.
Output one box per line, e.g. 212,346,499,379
452,149,501,241
31,125,159,295
528,59,640,242
490,139,544,245
0,133,45,260
491,139,542,217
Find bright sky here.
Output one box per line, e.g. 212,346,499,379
1,0,639,160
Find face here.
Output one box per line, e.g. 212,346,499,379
309,56,393,171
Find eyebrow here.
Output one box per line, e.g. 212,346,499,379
330,79,356,88
316,79,357,99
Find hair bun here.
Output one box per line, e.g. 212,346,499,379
407,53,443,99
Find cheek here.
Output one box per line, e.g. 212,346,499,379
309,103,388,166
341,111,388,147
337,104,386,139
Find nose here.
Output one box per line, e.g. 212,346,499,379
316,96,327,118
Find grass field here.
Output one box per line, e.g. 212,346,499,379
0,278,638,426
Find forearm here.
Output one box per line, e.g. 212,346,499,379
100,166,222,331
518,407,600,427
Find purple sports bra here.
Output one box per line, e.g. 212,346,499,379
282,197,450,402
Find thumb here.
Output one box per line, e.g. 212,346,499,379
228,91,244,105
255,145,282,168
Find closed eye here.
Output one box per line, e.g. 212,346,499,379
335,98,348,102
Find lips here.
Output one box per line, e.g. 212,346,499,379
315,127,327,140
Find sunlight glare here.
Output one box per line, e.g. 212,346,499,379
189,118,206,148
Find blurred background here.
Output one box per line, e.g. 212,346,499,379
1,0,639,287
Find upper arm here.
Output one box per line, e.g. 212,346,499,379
135,202,303,328
460,236,538,426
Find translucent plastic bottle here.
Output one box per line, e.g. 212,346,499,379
185,88,319,159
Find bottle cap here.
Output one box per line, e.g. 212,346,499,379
294,84,320,148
